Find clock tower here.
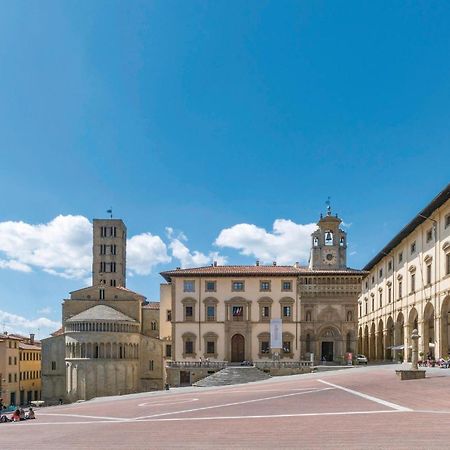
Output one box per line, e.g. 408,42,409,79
309,204,347,270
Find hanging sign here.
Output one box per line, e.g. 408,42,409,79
270,318,282,348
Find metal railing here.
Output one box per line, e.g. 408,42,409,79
166,361,228,369
255,361,313,369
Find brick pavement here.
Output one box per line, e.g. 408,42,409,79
2,364,450,449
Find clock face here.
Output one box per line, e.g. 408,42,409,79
323,250,337,265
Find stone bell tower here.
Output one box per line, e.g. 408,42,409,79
309,203,347,270
92,219,127,287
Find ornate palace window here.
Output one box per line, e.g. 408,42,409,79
182,332,196,358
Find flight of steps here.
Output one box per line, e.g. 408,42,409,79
194,366,271,387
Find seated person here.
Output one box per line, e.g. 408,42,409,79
19,408,25,420
11,409,21,422
26,407,35,419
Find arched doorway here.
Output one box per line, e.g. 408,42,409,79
441,296,450,357
363,325,369,356
318,327,341,362
395,312,405,361
231,334,245,362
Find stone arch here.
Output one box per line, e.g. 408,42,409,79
317,325,342,362
363,325,369,356
395,312,405,361
408,307,418,331
441,296,450,357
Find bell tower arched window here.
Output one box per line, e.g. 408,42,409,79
324,230,333,246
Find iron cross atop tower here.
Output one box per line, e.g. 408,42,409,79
325,196,332,216
92,218,127,288
309,203,347,270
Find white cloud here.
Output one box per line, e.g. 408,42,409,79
0,215,92,279
127,233,171,275
37,307,52,315
0,310,61,339
215,219,317,265
0,259,32,272
166,227,227,268
0,215,172,280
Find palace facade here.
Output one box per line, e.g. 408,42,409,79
160,209,364,386
42,219,164,403
358,184,450,362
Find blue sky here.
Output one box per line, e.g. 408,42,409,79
0,1,449,337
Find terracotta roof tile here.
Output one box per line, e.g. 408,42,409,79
51,327,64,337
0,334,22,341
161,265,365,280
143,302,160,310
19,342,41,350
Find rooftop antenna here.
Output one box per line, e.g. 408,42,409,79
106,208,113,219
325,196,331,216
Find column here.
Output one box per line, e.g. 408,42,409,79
418,320,425,359
403,323,410,362
383,330,389,361
435,315,442,359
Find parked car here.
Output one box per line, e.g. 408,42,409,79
356,354,368,364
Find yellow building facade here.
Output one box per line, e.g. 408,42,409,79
0,333,41,407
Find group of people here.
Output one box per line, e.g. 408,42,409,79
0,407,35,423
418,352,450,368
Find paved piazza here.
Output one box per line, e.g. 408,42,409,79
3,365,450,449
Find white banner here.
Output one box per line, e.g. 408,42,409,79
270,318,282,348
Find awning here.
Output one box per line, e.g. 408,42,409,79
390,345,404,350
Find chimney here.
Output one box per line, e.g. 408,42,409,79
213,261,218,267
273,261,277,266
30,333,35,345
294,262,300,268
256,260,260,266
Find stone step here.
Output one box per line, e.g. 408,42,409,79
194,366,271,387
